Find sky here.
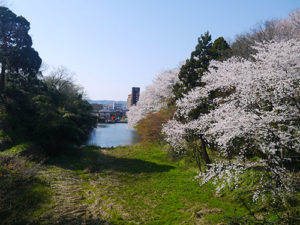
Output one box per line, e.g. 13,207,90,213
5,0,300,101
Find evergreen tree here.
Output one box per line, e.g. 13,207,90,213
173,32,231,100
175,32,212,98
211,37,231,61
170,33,231,168
0,6,41,94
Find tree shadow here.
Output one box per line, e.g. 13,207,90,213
0,158,51,225
41,214,110,225
46,146,174,174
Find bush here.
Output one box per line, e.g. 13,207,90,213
136,106,176,144
0,130,12,151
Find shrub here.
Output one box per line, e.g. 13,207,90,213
136,106,176,144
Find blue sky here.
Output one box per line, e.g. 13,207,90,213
8,0,300,100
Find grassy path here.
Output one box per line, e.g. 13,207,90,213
31,144,247,224
38,167,108,224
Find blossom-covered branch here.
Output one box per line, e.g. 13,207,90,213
127,68,179,128
163,39,300,200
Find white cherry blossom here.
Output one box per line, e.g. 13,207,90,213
127,68,179,128
163,39,300,200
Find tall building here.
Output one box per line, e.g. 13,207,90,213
127,94,132,109
131,87,140,105
126,87,140,109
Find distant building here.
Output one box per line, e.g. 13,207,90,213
91,103,103,111
126,87,140,109
99,108,127,122
103,104,113,110
127,94,132,109
131,87,140,105
113,102,123,111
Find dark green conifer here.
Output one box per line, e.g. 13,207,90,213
173,32,231,100
0,6,41,94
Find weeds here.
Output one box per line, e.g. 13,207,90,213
0,154,49,224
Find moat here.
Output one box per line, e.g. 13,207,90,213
87,123,140,147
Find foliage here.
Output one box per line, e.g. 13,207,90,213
211,37,232,61
163,39,300,208
172,32,231,100
179,32,212,92
0,6,41,94
0,7,96,155
169,35,231,171
127,33,231,141
231,8,300,59
136,106,176,144
127,68,179,128
0,129,11,150
0,152,50,225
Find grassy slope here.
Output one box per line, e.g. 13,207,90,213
1,143,252,224
43,144,249,224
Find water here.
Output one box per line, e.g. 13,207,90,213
87,123,140,147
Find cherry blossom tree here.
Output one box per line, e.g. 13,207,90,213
163,39,300,201
232,8,300,59
127,68,179,128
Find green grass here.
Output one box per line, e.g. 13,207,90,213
3,143,295,224
43,144,250,224
0,150,51,225
0,143,30,156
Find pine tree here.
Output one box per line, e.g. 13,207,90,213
173,32,231,100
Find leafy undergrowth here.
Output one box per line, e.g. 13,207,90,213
2,143,296,224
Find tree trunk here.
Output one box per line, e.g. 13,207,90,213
193,148,202,172
199,137,211,166
0,61,6,94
